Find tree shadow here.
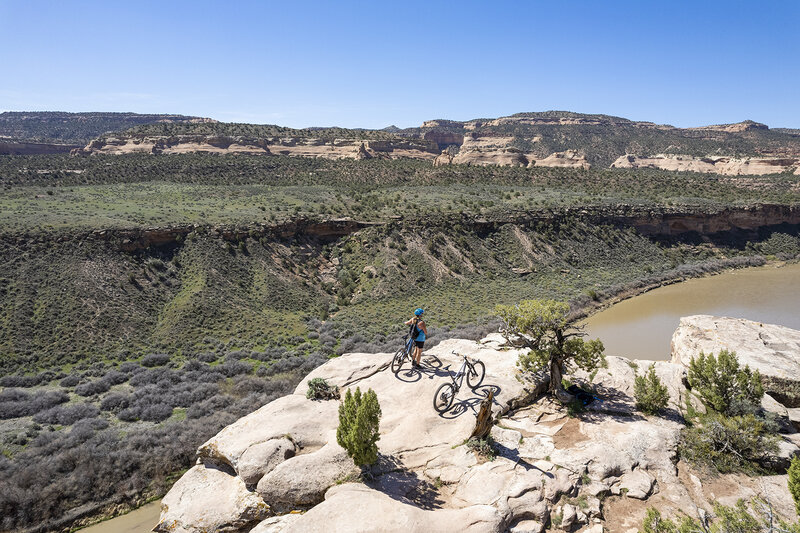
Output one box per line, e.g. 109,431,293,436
570,380,685,424
491,441,553,477
367,453,445,510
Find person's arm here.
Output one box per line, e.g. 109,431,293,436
404,318,413,326
420,320,428,335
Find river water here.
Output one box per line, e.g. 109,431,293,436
581,262,800,361
77,501,161,533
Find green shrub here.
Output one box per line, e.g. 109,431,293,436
465,436,496,460
640,499,799,533
634,365,669,415
336,387,381,467
687,350,763,415
306,377,340,400
638,508,677,533
790,455,800,516
678,412,779,474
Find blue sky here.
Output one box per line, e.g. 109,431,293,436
1,0,798,129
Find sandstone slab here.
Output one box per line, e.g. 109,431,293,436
154,464,269,533
283,483,505,533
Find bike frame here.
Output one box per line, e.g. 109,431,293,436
447,353,473,390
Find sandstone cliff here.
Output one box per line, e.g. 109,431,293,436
611,154,800,175
74,135,440,159
157,324,800,532
73,111,800,175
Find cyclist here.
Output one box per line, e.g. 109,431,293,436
404,308,428,368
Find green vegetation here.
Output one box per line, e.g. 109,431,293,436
790,456,800,516
679,412,779,474
306,377,340,400
640,499,800,533
1,154,800,233
634,365,670,415
680,350,779,474
0,112,205,144
336,387,382,467
465,436,497,460
687,350,764,416
495,299,605,402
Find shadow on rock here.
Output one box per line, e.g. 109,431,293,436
367,454,445,510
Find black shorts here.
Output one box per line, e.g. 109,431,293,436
414,340,425,349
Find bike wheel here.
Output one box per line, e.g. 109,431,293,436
466,360,485,389
391,349,405,374
433,382,456,413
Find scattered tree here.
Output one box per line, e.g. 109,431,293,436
679,413,779,474
635,365,669,415
336,387,381,467
496,299,605,403
687,350,763,415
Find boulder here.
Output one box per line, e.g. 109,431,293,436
238,438,296,486
256,440,358,507
197,394,339,476
619,469,655,499
154,464,269,533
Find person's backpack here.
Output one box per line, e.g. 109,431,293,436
409,319,421,339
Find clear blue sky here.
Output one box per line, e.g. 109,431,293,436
1,0,798,129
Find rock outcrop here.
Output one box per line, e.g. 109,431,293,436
75,135,440,160
671,315,800,409
157,329,800,532
611,153,800,175
671,315,800,385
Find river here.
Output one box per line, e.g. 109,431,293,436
77,501,161,533
582,262,800,361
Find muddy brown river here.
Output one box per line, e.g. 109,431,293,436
77,501,161,533
582,262,800,361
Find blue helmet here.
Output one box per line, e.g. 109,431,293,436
414,308,425,317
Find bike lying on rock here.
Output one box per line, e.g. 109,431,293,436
433,351,486,413
391,334,416,374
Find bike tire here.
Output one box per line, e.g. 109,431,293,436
466,360,486,389
391,349,405,374
433,382,456,413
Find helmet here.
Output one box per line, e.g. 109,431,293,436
414,308,425,317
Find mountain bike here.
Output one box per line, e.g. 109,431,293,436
391,335,415,374
433,351,486,413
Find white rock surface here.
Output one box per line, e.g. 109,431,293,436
283,483,505,533
670,315,800,381
154,464,269,533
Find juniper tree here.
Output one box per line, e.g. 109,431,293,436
336,387,382,467
634,365,669,415
687,350,763,415
495,299,605,403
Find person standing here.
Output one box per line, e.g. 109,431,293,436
405,308,428,368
